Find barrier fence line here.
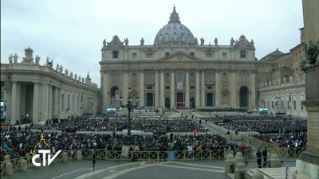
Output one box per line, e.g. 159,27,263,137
0,147,306,176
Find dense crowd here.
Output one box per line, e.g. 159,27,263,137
254,133,307,148
197,108,248,112
199,116,307,134
1,131,236,161
31,116,209,133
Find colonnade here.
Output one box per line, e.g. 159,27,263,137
7,81,96,124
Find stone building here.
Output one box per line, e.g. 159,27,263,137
100,7,257,112
256,28,307,118
0,48,99,124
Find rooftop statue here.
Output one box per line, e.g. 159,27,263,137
78,75,81,81
50,59,53,68
65,69,69,76
251,39,254,46
70,71,73,78
124,38,129,46
9,54,13,64
230,37,234,46
35,55,40,65
103,39,106,47
56,64,59,71
214,38,218,45
200,37,204,45
46,57,50,66
194,37,198,45
13,53,18,63
140,38,144,46
74,74,77,80
59,65,63,73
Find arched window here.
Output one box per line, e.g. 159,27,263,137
112,73,118,83
165,73,170,83
223,73,227,82
132,73,137,83
241,73,247,83
206,72,212,82
190,73,195,83
147,73,153,83
177,72,183,82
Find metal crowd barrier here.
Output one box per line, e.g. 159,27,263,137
0,147,306,176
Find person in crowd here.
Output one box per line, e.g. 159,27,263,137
262,148,268,167
256,149,262,168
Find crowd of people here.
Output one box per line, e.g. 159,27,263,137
30,116,209,133
1,130,237,161
197,108,248,112
199,116,307,134
253,133,307,148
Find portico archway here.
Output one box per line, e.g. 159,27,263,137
165,98,170,109
239,86,249,108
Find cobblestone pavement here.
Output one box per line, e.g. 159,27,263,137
2,157,298,179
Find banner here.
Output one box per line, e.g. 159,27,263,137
177,83,183,89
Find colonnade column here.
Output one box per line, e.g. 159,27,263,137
53,87,58,118
48,85,52,120
57,88,61,119
160,70,165,107
195,70,200,108
41,84,49,121
155,70,159,107
201,70,205,107
103,70,109,110
11,81,17,124
122,70,128,102
185,69,190,108
170,69,175,108
230,70,236,107
139,70,145,106
32,83,39,122
215,70,221,107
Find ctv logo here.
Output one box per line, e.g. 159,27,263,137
32,150,61,167
28,134,61,167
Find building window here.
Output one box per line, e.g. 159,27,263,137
190,52,194,57
165,73,170,83
294,101,296,110
146,73,153,83
190,86,195,89
190,73,195,83
207,86,212,89
147,53,153,58
240,51,246,58
241,73,247,83
165,52,169,57
205,52,212,58
165,86,170,89
222,53,227,59
112,73,118,83
132,53,137,59
147,86,152,89
301,96,304,110
206,72,212,82
113,51,118,58
177,72,183,82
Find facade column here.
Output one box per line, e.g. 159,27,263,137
53,87,58,118
195,70,200,108
185,69,190,108
160,69,165,107
57,88,61,119
48,85,52,120
170,69,175,108
41,84,49,122
250,70,256,109
20,84,26,118
230,70,236,107
11,81,17,125
201,70,205,107
16,82,21,123
32,83,39,122
139,70,145,107
122,70,128,102
215,70,221,107
155,70,159,107
103,70,109,111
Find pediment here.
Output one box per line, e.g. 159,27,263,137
159,51,201,62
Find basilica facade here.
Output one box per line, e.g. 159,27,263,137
100,7,258,112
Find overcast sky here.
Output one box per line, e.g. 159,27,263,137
1,0,304,87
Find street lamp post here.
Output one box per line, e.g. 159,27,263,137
120,88,139,136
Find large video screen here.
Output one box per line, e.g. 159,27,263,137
106,108,117,115
258,108,268,115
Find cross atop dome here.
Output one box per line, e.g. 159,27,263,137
169,5,181,23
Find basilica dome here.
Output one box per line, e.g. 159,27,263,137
154,7,195,45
